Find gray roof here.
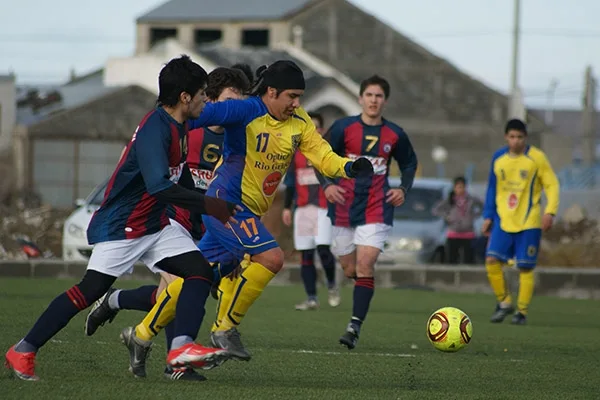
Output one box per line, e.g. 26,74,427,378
529,108,599,138
137,0,314,22
0,74,15,82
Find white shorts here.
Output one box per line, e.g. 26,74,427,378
293,205,332,250
87,219,198,277
331,223,392,256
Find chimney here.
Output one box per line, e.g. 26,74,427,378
292,25,303,48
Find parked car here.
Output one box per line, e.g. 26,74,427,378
62,179,108,261
378,178,486,265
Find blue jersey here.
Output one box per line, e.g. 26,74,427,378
87,107,188,244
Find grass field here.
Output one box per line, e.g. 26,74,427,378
1,278,599,400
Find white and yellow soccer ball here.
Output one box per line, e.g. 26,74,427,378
426,307,473,352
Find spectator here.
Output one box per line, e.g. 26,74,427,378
433,177,483,264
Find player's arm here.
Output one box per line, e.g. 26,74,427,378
188,99,256,129
135,124,237,223
482,157,498,233
299,120,371,179
283,157,296,210
537,151,560,216
392,129,418,194
312,120,348,188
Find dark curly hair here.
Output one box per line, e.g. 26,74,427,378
205,67,251,101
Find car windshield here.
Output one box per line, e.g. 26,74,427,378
394,187,444,221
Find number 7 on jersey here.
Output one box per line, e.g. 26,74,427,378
256,133,270,153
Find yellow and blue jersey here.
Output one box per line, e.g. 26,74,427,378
483,145,559,233
189,96,353,216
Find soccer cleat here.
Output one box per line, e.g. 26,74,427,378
295,299,319,311
210,328,252,361
167,343,230,370
85,287,119,336
5,346,39,381
511,312,527,325
339,323,360,350
164,365,207,381
490,304,515,323
328,288,341,308
120,326,153,378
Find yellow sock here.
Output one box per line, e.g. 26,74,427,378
135,278,183,341
211,276,236,332
517,270,535,315
217,261,276,331
485,260,512,306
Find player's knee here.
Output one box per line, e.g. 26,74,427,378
316,245,334,264
253,247,285,273
485,256,500,265
76,270,117,307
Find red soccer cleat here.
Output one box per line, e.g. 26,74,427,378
5,345,39,381
167,343,229,370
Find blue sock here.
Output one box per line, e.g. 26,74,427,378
317,245,336,289
351,277,375,327
301,250,317,298
116,285,158,312
165,322,175,352
18,286,89,351
171,277,211,349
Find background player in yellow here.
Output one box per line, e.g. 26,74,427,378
123,61,374,369
482,119,559,325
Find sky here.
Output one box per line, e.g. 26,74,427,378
1,0,599,109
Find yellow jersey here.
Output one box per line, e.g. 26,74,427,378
483,145,559,232
189,97,353,216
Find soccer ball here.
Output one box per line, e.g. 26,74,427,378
426,307,473,352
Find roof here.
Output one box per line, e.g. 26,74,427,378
27,85,156,140
529,108,599,138
0,74,15,82
137,0,315,22
196,44,342,98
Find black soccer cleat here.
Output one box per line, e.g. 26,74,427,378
511,312,527,325
120,326,153,378
85,287,120,336
490,304,515,323
210,328,251,361
339,323,360,350
164,365,207,381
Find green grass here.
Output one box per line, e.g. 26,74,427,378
1,278,599,400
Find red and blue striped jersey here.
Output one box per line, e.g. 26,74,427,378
284,151,327,208
87,107,188,244
326,115,417,227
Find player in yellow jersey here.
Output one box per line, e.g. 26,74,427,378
482,119,559,325
123,60,374,370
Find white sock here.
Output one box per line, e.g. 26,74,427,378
107,290,121,310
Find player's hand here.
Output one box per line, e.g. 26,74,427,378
282,208,292,226
481,218,492,235
542,213,554,231
204,197,242,224
324,184,346,204
350,157,374,177
227,264,244,281
386,188,405,207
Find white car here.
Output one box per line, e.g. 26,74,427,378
62,180,108,261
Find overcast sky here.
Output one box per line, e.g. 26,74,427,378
1,0,599,109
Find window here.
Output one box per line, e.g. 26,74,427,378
150,28,177,47
194,29,222,45
242,29,269,47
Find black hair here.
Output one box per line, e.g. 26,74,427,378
505,119,527,135
359,75,391,99
448,176,467,206
230,63,254,87
308,111,324,128
157,55,208,107
250,61,304,96
205,67,251,101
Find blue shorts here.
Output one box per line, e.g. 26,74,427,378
486,224,542,268
198,207,279,279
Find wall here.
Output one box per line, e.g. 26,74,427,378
0,75,16,151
